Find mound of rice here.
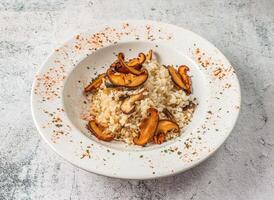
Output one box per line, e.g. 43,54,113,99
85,60,195,144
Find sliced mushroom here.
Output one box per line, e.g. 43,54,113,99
133,108,159,146
113,52,145,73
120,91,146,114
138,53,146,64
168,65,191,94
84,73,105,92
153,119,180,144
110,53,128,73
127,53,146,67
178,65,192,95
87,120,114,142
118,53,143,75
156,119,180,135
126,59,139,67
168,66,186,89
162,108,175,120
146,50,152,61
107,68,148,88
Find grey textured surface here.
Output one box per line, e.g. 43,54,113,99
1,0,274,199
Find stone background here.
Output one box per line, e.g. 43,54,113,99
1,0,274,199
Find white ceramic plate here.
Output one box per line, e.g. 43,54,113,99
31,20,241,179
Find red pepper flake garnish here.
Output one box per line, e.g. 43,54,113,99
214,68,222,76
194,48,211,68
34,64,67,101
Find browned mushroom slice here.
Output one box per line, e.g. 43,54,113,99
118,53,143,75
87,120,114,142
107,68,124,84
146,50,152,61
110,53,124,70
167,65,187,90
133,108,159,146
84,73,105,92
114,52,144,73
107,68,148,88
153,119,180,144
162,108,175,120
138,53,146,64
156,119,180,135
120,91,146,114
178,65,192,95
127,53,146,67
126,59,139,67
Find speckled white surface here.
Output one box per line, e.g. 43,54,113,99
1,0,274,199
